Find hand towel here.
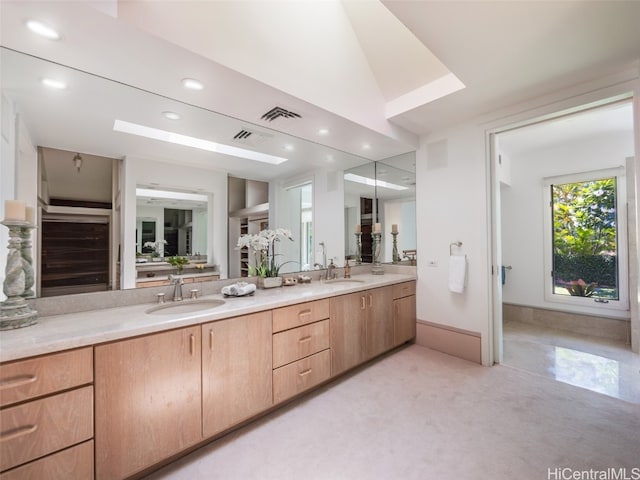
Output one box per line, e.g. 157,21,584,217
222,282,256,297
449,255,467,293
236,283,256,296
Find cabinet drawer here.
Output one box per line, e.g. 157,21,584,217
273,320,329,368
392,281,416,299
0,386,93,472
0,440,94,480
273,349,330,404
272,299,330,333
0,348,93,408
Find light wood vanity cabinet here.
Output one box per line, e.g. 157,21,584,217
0,347,93,479
272,300,331,403
94,326,202,480
202,311,273,437
393,281,417,346
330,285,395,376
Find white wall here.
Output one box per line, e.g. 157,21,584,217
416,69,640,364
500,131,634,318
122,156,227,288
416,125,491,362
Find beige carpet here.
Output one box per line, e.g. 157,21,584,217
145,344,640,480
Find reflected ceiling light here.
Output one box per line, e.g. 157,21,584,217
26,20,60,40
361,143,371,150
344,173,408,191
162,111,181,120
136,188,208,203
72,153,82,173
181,78,204,90
318,128,330,136
283,144,294,151
113,119,288,165
41,78,67,90
326,154,335,163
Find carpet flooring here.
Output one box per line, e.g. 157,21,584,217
145,344,640,480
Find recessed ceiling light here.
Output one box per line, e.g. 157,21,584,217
41,78,67,90
283,144,294,151
181,78,204,91
326,154,335,163
114,119,288,165
318,128,330,136
26,20,60,40
362,143,371,150
162,111,181,120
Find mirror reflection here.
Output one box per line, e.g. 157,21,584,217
344,153,417,265
1,47,416,298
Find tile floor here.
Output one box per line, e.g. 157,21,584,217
502,320,640,404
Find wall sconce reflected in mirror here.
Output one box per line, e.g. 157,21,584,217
73,153,82,173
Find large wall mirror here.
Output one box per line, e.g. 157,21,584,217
1,46,415,298
344,152,416,265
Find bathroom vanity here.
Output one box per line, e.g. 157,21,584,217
0,273,416,480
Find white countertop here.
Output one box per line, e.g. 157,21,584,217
0,273,415,363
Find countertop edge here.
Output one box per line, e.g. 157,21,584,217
0,274,416,363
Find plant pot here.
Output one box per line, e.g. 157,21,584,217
258,276,283,289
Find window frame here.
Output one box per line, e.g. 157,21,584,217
542,167,629,312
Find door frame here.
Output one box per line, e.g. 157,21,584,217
486,89,640,364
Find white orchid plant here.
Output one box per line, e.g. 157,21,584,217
143,239,167,257
237,228,293,277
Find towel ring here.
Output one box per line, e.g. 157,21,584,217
449,241,462,256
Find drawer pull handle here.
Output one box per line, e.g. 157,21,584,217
298,309,312,319
190,334,196,355
360,297,365,310
0,375,37,390
298,369,312,377
0,424,38,442
369,295,373,308
298,336,312,343
209,330,214,350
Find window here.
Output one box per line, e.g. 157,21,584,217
543,168,628,311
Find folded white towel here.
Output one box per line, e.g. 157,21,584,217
222,282,256,297
448,255,467,293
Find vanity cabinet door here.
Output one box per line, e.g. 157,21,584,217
365,286,394,359
202,312,273,438
394,295,416,346
94,326,202,480
330,292,366,376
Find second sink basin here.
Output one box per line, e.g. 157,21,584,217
146,299,225,315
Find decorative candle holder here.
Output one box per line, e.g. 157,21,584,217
354,232,362,265
371,232,384,275
1,220,37,330
391,231,399,264
21,224,36,298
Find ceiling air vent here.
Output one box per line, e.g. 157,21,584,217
232,128,273,147
260,106,302,122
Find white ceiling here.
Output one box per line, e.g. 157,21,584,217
1,0,639,178
499,101,634,158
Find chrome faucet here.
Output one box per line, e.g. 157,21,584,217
169,274,184,301
326,259,336,280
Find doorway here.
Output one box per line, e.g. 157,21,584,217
489,98,639,401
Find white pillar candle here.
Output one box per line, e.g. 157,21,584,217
391,224,398,234
4,200,26,221
355,224,361,233
374,222,381,233
26,206,35,224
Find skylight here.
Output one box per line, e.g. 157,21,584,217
113,120,288,165
344,173,408,191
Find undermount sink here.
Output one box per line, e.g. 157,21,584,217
146,299,225,315
324,278,366,284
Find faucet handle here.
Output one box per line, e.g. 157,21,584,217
156,293,165,304
190,289,199,299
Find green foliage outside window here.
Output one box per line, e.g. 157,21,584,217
552,177,618,298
